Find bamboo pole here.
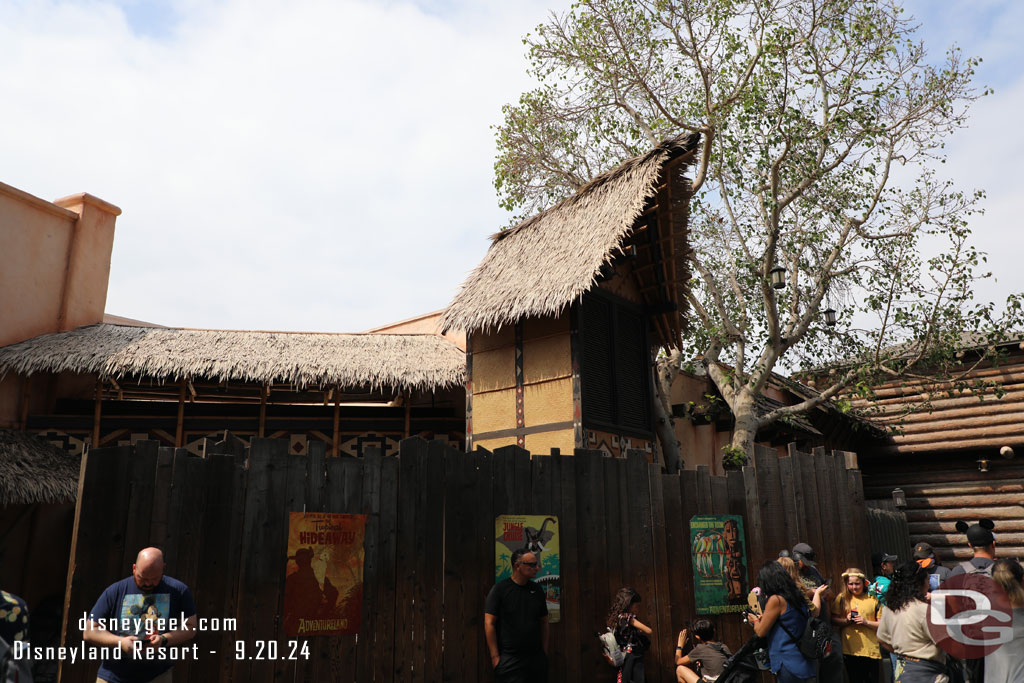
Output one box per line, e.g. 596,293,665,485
404,394,411,439
331,394,341,458
92,379,103,449
258,385,267,438
18,375,31,430
175,380,186,447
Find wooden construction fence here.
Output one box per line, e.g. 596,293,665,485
865,501,913,560
59,439,870,683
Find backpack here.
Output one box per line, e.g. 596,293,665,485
598,628,624,667
778,607,833,660
958,560,994,577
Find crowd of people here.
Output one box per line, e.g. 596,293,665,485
586,525,1023,683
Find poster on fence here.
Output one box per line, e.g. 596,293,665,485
283,512,366,636
689,514,748,614
495,515,560,622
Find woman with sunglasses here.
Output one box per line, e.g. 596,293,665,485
832,568,882,683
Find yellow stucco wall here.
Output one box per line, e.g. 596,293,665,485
525,429,575,455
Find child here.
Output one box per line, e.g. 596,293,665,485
675,619,732,683
832,568,881,683
609,587,653,683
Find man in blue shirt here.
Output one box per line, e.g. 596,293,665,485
83,547,197,683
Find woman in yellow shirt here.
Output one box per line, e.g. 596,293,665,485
831,568,882,683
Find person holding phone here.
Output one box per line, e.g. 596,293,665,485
832,568,881,683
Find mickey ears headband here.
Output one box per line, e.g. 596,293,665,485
955,518,995,533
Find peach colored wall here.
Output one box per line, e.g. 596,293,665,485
365,310,466,350
0,183,120,347
0,181,120,426
0,182,77,347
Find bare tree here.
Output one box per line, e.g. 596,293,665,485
494,0,1021,470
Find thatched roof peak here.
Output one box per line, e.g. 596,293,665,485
442,133,699,335
0,324,465,393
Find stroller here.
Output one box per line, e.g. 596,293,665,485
712,635,769,683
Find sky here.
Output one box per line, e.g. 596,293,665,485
1,0,1022,333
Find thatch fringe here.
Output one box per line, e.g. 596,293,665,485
0,324,466,392
441,133,700,334
0,429,80,505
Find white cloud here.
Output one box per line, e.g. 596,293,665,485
0,0,568,331
2,0,1021,333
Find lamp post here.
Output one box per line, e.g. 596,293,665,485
769,265,786,290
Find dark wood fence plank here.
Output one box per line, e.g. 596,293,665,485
232,438,288,683
741,465,766,572
530,453,562,683
796,449,824,560
575,450,610,682
443,449,475,682
649,464,674,683
355,447,382,683
121,441,158,570
661,474,689,659
624,451,659,678
273,454,309,683
786,444,809,543
59,448,124,683
753,446,786,559
556,451,582,683
374,454,401,683
603,456,625,605
148,447,175,548
193,454,243,683
474,448,495,683
393,439,425,680
422,441,447,681
168,455,207,683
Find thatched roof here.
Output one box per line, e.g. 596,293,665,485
441,133,700,336
0,324,465,392
0,429,80,505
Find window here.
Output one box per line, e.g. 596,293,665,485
577,290,652,437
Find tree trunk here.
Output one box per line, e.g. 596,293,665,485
653,350,683,473
730,400,759,464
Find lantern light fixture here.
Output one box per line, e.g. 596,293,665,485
769,265,786,290
823,307,837,326
891,487,906,509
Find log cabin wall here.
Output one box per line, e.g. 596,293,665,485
861,455,1024,563
857,346,1024,564
467,313,576,454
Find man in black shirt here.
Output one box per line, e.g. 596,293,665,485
484,549,549,682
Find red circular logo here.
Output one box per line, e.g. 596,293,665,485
926,573,1013,659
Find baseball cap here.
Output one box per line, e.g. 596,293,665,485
791,542,817,566
913,542,935,560
956,519,996,547
873,551,898,565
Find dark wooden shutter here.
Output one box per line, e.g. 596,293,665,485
614,308,650,432
579,294,615,425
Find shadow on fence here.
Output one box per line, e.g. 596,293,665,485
58,438,870,683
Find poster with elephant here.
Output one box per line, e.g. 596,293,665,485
689,514,748,614
495,515,560,622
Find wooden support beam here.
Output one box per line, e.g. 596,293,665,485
258,385,267,438
331,396,340,458
18,375,31,430
404,394,411,439
175,380,186,447
92,379,102,450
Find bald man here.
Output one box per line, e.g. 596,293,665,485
83,547,197,683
